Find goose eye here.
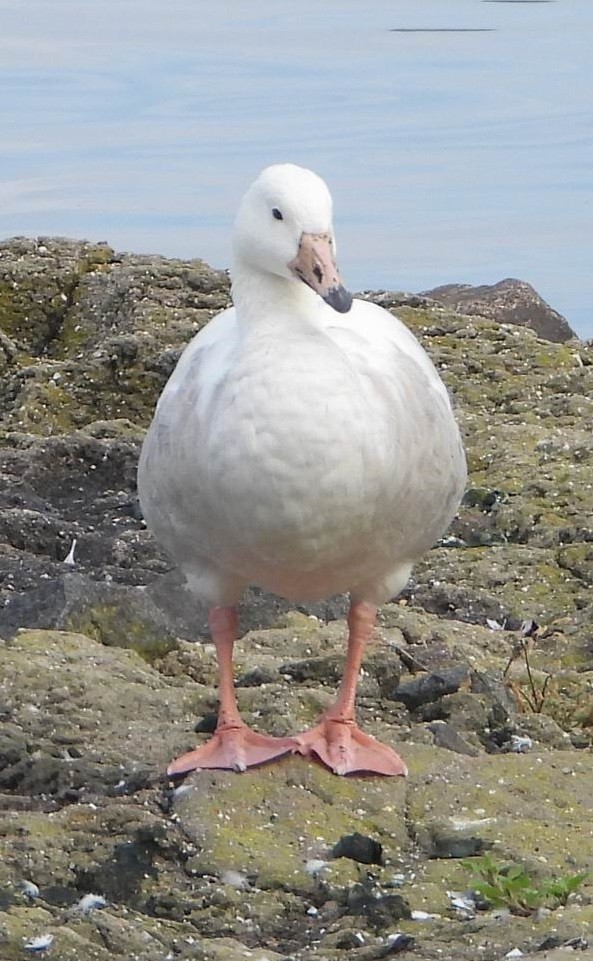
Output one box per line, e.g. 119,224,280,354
272,208,283,221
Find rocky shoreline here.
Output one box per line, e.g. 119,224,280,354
0,237,592,960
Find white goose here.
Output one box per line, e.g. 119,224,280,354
138,164,467,777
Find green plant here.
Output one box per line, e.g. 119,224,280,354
503,631,552,714
538,872,590,906
462,854,588,917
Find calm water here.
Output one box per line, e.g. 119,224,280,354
1,0,592,335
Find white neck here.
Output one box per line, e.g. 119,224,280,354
230,260,321,324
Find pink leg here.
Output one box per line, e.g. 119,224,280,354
294,601,407,777
168,606,295,775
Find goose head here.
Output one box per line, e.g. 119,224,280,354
232,164,353,314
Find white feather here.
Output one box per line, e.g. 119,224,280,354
63,538,77,566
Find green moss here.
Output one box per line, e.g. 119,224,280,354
177,756,408,891
407,750,593,874
63,603,177,664
9,377,79,434
78,245,114,269
0,277,77,355
557,544,593,586
533,345,575,368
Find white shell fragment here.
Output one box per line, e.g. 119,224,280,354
74,893,108,914
509,734,533,753
24,934,55,952
447,890,477,919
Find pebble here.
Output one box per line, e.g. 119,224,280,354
331,832,383,865
18,880,40,899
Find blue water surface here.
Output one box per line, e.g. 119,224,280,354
1,0,592,334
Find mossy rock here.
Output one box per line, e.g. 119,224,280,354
557,544,593,586
174,756,409,891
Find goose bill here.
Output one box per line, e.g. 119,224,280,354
289,231,353,314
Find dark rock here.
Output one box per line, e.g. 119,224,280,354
111,769,154,795
280,654,344,685
376,934,415,957
387,665,470,710
470,670,517,714
345,887,411,930
359,290,433,310
236,665,277,687
563,937,589,950
331,832,383,865
420,278,576,342
335,931,366,950
0,751,122,801
416,821,489,859
1,570,178,661
75,836,158,906
463,487,504,512
57,573,178,661
428,721,481,757
195,712,219,734
537,935,589,951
